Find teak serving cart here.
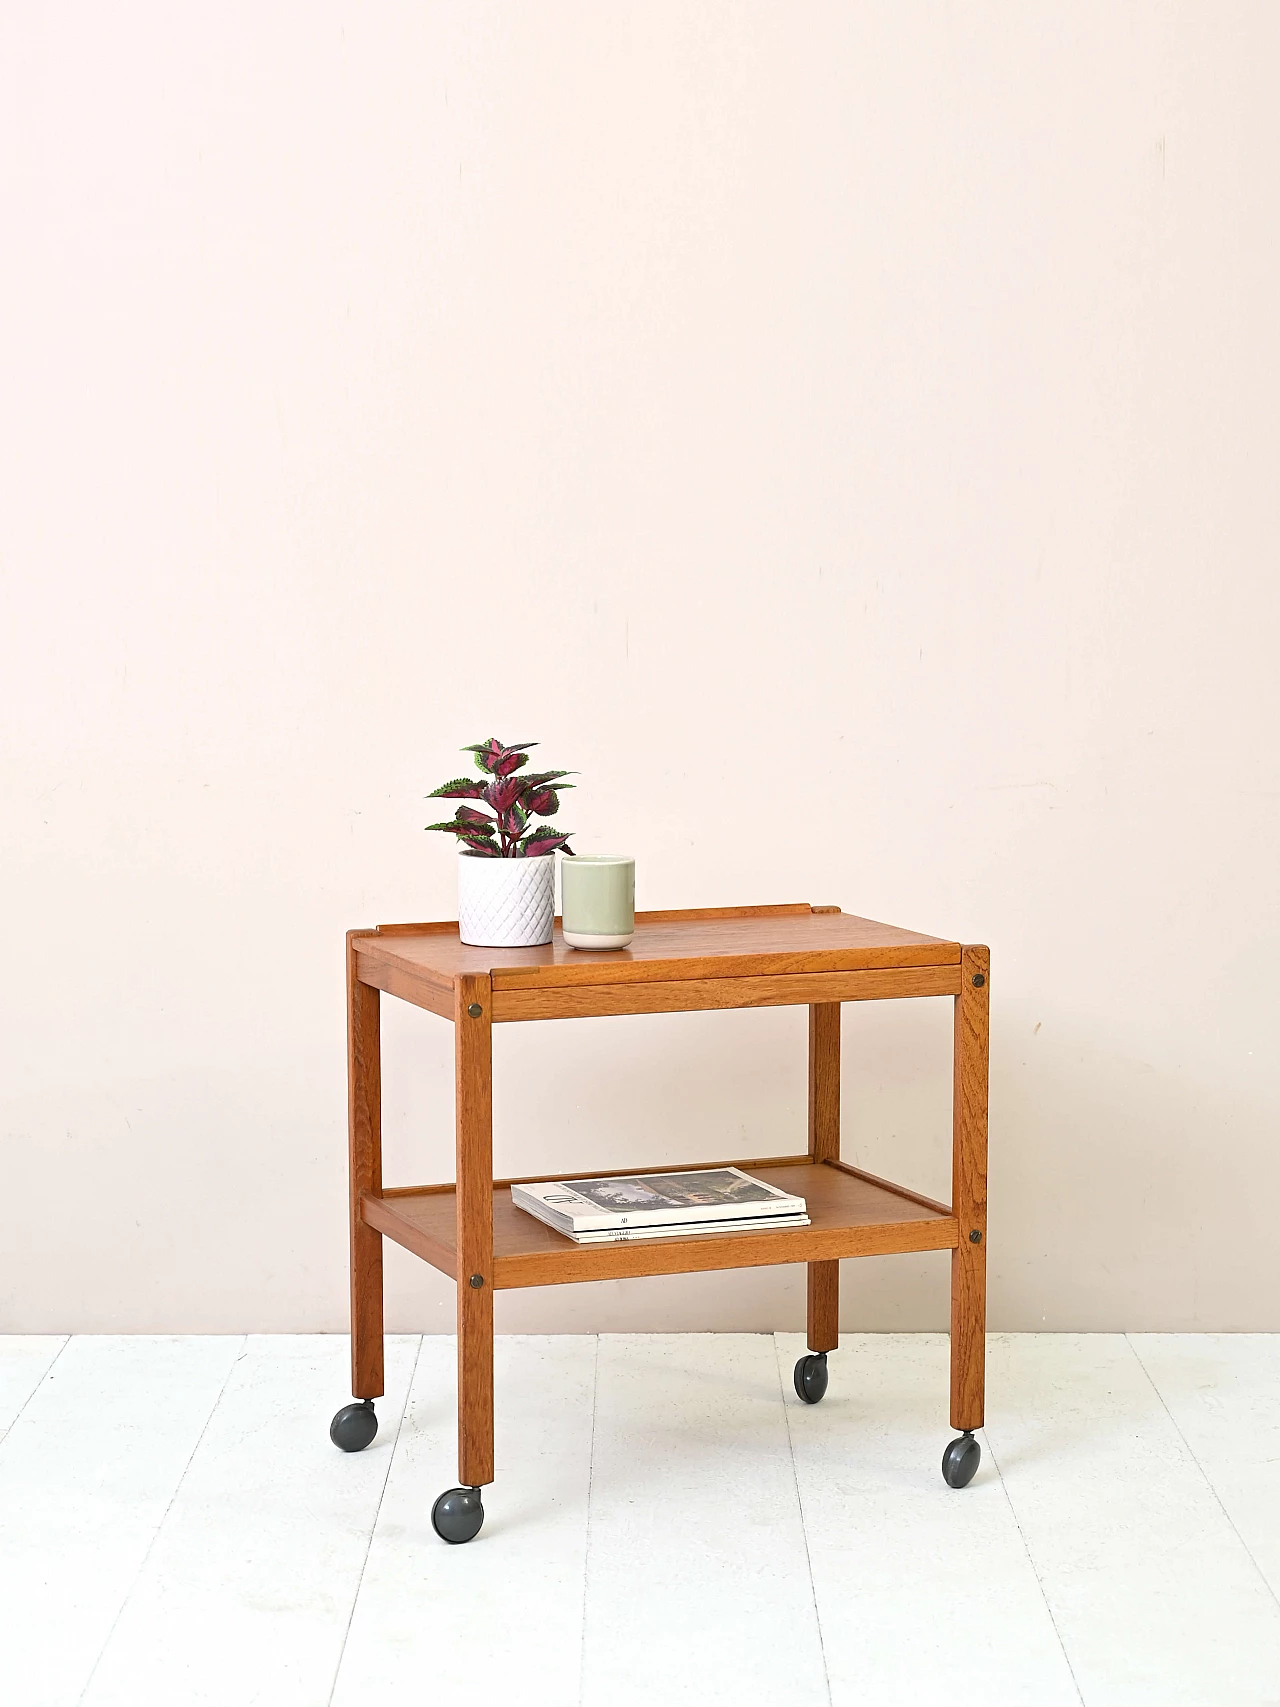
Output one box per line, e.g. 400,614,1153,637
329,904,989,1543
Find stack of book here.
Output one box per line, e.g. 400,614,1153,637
511,1166,809,1245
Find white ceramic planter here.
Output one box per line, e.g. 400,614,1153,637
457,852,555,947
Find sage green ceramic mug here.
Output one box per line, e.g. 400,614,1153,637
560,854,635,950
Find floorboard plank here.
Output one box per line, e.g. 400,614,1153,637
331,1335,596,1707
777,1332,1079,1707
582,1333,827,1707
986,1334,1280,1707
81,1335,419,1707
0,1335,243,1707
1128,1334,1280,1604
0,1334,67,1440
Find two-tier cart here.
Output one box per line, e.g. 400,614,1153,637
328,903,989,1542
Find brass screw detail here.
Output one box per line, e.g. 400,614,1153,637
467,1003,483,1018
469,1274,485,1288
972,973,985,987
969,1229,982,1244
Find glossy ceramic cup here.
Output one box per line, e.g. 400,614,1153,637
560,854,635,949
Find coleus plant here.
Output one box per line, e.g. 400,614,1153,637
426,738,575,858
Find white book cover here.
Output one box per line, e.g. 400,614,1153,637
511,1166,807,1233
565,1213,812,1244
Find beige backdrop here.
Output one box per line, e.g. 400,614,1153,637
3,4,1278,1334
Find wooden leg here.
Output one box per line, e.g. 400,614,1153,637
455,974,495,1488
346,933,384,1400
806,1263,839,1355
950,945,989,1430
806,1002,841,1353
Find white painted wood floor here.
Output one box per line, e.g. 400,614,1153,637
2,1334,1278,1706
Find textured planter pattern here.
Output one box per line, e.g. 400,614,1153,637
457,853,555,947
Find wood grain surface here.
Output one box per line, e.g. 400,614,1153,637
351,907,960,999
362,1160,959,1291
351,952,454,1020
950,944,990,1431
806,1003,841,1354
490,964,961,1022
346,932,384,1400
454,973,494,1487
824,1157,953,1218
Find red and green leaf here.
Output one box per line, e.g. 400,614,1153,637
428,777,487,800
425,808,496,842
462,738,507,775
483,776,525,814
463,739,538,774
520,829,573,858
456,804,496,829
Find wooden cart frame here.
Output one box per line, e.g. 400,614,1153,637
336,903,989,1535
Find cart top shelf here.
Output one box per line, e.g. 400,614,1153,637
351,904,964,1022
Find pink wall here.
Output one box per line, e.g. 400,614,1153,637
2,4,1277,1330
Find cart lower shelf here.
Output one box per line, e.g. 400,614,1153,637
363,1157,959,1290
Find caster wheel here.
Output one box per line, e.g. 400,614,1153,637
431,1486,484,1545
942,1431,981,1488
330,1400,378,1453
793,1351,829,1405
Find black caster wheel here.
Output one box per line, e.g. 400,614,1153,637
431,1486,485,1545
942,1431,981,1488
793,1351,829,1405
329,1399,378,1453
